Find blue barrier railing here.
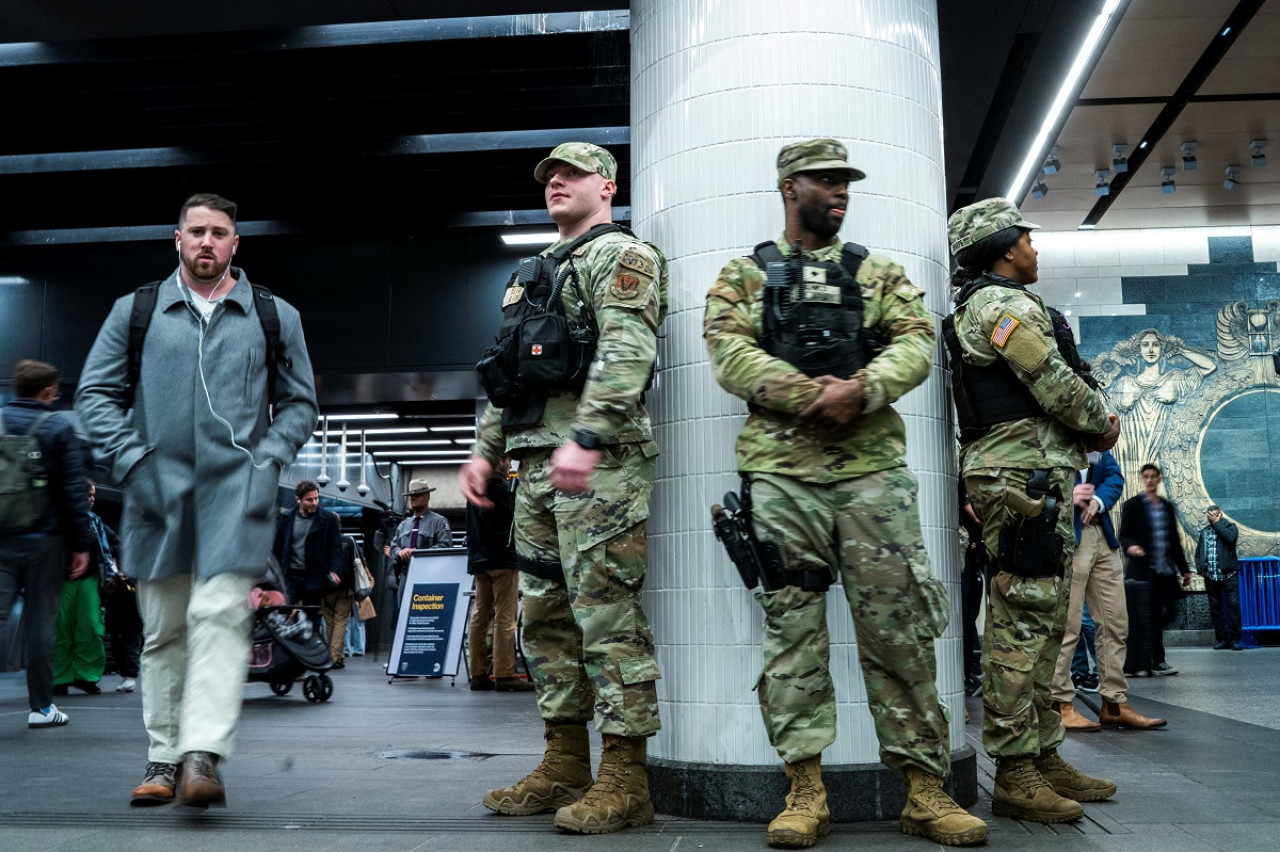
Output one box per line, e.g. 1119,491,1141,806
1239,557,1280,647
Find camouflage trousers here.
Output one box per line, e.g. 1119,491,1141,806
513,442,661,737
964,467,1075,758
749,468,951,777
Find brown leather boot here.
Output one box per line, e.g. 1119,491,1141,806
1054,700,1101,732
1034,748,1117,802
554,734,654,834
766,755,830,848
130,761,178,807
483,722,593,815
1099,700,1167,729
992,756,1084,823
176,751,226,808
899,765,989,846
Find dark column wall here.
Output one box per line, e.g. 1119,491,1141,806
0,228,520,384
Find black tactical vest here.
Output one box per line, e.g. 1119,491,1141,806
943,274,1099,445
750,240,875,379
476,223,627,430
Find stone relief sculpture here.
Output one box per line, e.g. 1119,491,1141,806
1094,329,1216,506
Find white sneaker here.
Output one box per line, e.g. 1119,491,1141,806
29,704,70,728
117,677,137,693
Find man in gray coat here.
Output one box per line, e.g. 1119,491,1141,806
77,193,318,808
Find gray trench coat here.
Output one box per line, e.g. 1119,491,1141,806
76,270,319,583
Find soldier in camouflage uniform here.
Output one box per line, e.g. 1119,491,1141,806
704,139,987,849
944,197,1121,824
459,142,668,836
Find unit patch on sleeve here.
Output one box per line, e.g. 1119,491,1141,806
613,273,641,299
617,246,655,279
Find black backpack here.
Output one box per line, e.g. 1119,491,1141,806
125,279,288,408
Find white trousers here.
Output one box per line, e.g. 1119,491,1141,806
137,572,255,763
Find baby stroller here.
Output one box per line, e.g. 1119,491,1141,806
247,604,334,703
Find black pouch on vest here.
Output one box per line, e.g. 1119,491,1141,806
515,313,574,386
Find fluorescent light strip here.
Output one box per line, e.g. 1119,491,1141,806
319,413,399,421
1006,0,1126,201
501,231,560,246
375,450,470,457
362,439,454,447
312,427,429,436
432,425,478,432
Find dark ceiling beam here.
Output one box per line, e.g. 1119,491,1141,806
1,206,635,245
0,126,630,176
1081,0,1267,228
0,11,630,68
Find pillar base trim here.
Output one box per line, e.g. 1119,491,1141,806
649,746,977,822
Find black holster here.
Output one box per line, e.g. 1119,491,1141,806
518,554,565,583
996,470,1064,579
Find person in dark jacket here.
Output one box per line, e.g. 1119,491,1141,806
1118,463,1191,676
1194,505,1241,650
273,480,343,607
465,457,531,692
0,359,92,729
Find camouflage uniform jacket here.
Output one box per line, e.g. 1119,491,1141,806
953,272,1109,474
703,235,934,482
473,229,669,463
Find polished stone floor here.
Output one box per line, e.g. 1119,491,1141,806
1,643,1276,851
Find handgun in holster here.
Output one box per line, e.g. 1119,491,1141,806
710,478,832,593
996,469,1064,579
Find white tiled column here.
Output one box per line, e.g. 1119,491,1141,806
630,0,968,820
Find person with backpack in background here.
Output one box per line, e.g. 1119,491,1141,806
0,359,92,729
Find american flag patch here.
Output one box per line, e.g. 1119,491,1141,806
991,315,1020,348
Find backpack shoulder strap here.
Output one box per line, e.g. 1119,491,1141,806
840,242,869,278
125,281,163,409
251,284,287,404
748,240,786,268
546,222,626,262
25,411,57,438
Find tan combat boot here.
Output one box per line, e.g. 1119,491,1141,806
1034,748,1117,802
991,756,1084,823
554,734,654,834
1054,700,1101,732
483,722,593,815
766,755,830,848
899,765,989,846
1099,700,1167,729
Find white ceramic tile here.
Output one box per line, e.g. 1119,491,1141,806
634,0,958,767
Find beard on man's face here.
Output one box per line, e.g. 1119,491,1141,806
797,199,843,240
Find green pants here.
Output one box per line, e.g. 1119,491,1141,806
54,575,105,686
514,442,662,737
749,467,951,776
964,467,1075,759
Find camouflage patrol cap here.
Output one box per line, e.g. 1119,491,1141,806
776,138,867,185
534,142,618,184
948,197,1040,255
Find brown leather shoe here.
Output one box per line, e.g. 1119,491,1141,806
1099,700,1167,729
1054,701,1100,732
130,761,178,807
495,677,535,692
177,751,226,807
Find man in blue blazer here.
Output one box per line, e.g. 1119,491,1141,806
1050,451,1165,730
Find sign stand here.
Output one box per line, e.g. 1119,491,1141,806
386,547,471,681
